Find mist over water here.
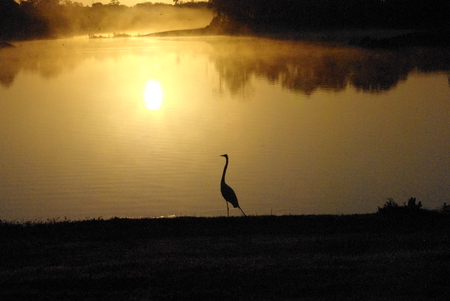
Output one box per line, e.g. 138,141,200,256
1,1,214,40
1,36,450,221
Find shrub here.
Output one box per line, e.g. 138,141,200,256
378,197,423,215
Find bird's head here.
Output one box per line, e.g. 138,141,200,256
220,154,228,158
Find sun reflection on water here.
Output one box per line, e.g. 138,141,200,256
144,80,163,110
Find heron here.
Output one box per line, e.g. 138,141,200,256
220,154,246,217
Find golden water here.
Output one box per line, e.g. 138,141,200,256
1,36,449,220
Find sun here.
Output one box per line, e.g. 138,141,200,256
144,80,163,110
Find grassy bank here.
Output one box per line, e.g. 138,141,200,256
1,214,450,300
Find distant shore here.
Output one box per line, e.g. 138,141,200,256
139,16,450,48
143,25,450,48
0,41,14,48
141,27,217,38
3,24,449,49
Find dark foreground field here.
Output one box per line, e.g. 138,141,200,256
1,214,450,300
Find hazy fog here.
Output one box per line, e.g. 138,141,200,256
78,1,176,6
82,4,214,35
2,1,214,40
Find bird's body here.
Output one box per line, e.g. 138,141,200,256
220,154,246,217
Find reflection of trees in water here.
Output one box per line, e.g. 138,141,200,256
0,40,131,88
0,49,77,88
210,40,450,95
214,57,254,95
2,38,450,93
349,52,410,93
0,58,16,88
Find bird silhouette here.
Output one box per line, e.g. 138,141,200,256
220,154,246,217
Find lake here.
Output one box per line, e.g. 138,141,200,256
1,36,450,221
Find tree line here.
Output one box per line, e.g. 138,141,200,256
2,0,450,41
0,0,211,41
209,0,450,33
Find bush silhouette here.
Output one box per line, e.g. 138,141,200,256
378,197,423,215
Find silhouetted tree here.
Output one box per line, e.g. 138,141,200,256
378,197,425,215
406,197,422,210
1,0,211,40
208,0,450,32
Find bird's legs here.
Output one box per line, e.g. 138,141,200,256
226,201,229,217
238,207,246,217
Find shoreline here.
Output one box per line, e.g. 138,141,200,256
142,26,450,48
2,212,449,237
3,26,449,49
2,214,450,300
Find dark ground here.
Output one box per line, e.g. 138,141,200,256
1,214,450,300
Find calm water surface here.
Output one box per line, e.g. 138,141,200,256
1,36,449,220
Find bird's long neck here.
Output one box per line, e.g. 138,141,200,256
221,157,228,184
